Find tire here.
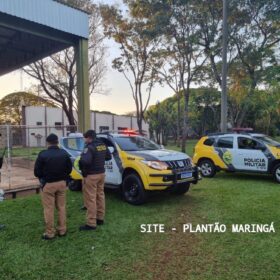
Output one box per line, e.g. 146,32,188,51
68,180,82,191
273,163,280,183
172,183,190,195
198,159,216,178
122,173,147,205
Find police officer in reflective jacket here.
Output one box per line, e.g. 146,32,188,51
34,133,72,240
79,130,112,231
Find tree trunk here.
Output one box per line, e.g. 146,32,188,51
63,105,76,127
176,93,181,147
181,86,190,153
137,114,143,134
236,77,257,127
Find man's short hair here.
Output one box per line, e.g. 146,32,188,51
83,130,96,139
46,133,59,145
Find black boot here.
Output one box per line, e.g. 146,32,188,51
42,233,55,240
79,224,96,231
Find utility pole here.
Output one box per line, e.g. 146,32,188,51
221,0,228,132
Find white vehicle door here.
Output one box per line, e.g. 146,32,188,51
233,136,268,172
99,137,122,185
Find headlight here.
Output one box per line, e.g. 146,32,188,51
141,160,169,170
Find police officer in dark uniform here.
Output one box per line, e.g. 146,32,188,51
34,133,72,240
79,130,112,231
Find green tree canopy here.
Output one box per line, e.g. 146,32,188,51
0,92,56,125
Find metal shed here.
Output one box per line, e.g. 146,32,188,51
0,0,90,131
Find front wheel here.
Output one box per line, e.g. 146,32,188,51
122,173,147,205
68,180,82,191
198,159,216,178
172,183,190,195
273,163,280,183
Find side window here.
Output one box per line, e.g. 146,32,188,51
63,138,84,151
204,138,215,146
238,137,259,150
217,137,233,149
99,137,114,148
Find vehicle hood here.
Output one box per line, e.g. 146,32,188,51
126,149,189,161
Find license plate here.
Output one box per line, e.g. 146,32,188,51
180,172,192,179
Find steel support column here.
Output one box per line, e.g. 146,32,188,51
76,38,90,132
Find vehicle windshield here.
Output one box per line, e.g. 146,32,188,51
114,136,160,151
254,136,280,147
62,137,84,154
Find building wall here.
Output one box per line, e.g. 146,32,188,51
23,106,149,147
24,106,70,147
91,112,113,132
113,115,131,130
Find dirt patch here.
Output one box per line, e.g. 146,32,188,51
0,164,38,191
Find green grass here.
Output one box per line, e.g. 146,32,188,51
1,140,280,279
1,175,280,279
165,139,198,156
0,190,194,280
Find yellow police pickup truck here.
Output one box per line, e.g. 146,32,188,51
60,131,200,205
193,133,280,183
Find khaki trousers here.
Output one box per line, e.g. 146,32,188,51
41,181,67,237
83,174,106,227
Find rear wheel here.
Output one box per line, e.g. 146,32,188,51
273,163,280,183
172,183,190,195
68,180,82,191
122,173,147,205
198,159,216,178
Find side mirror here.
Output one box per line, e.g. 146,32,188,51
108,146,115,154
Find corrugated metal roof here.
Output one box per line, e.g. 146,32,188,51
53,0,91,14
0,0,89,38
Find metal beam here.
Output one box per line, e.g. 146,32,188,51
0,13,76,46
75,38,90,132
0,13,74,76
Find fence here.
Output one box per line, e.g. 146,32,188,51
0,125,77,191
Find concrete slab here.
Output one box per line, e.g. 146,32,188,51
0,163,39,191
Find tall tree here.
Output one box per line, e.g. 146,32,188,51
165,0,208,152
24,0,107,125
0,92,55,125
155,53,183,146
196,0,280,128
100,2,162,133
229,0,280,126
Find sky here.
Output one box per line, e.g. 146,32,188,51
0,0,173,115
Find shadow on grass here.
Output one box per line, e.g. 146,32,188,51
207,171,273,184
103,186,203,209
